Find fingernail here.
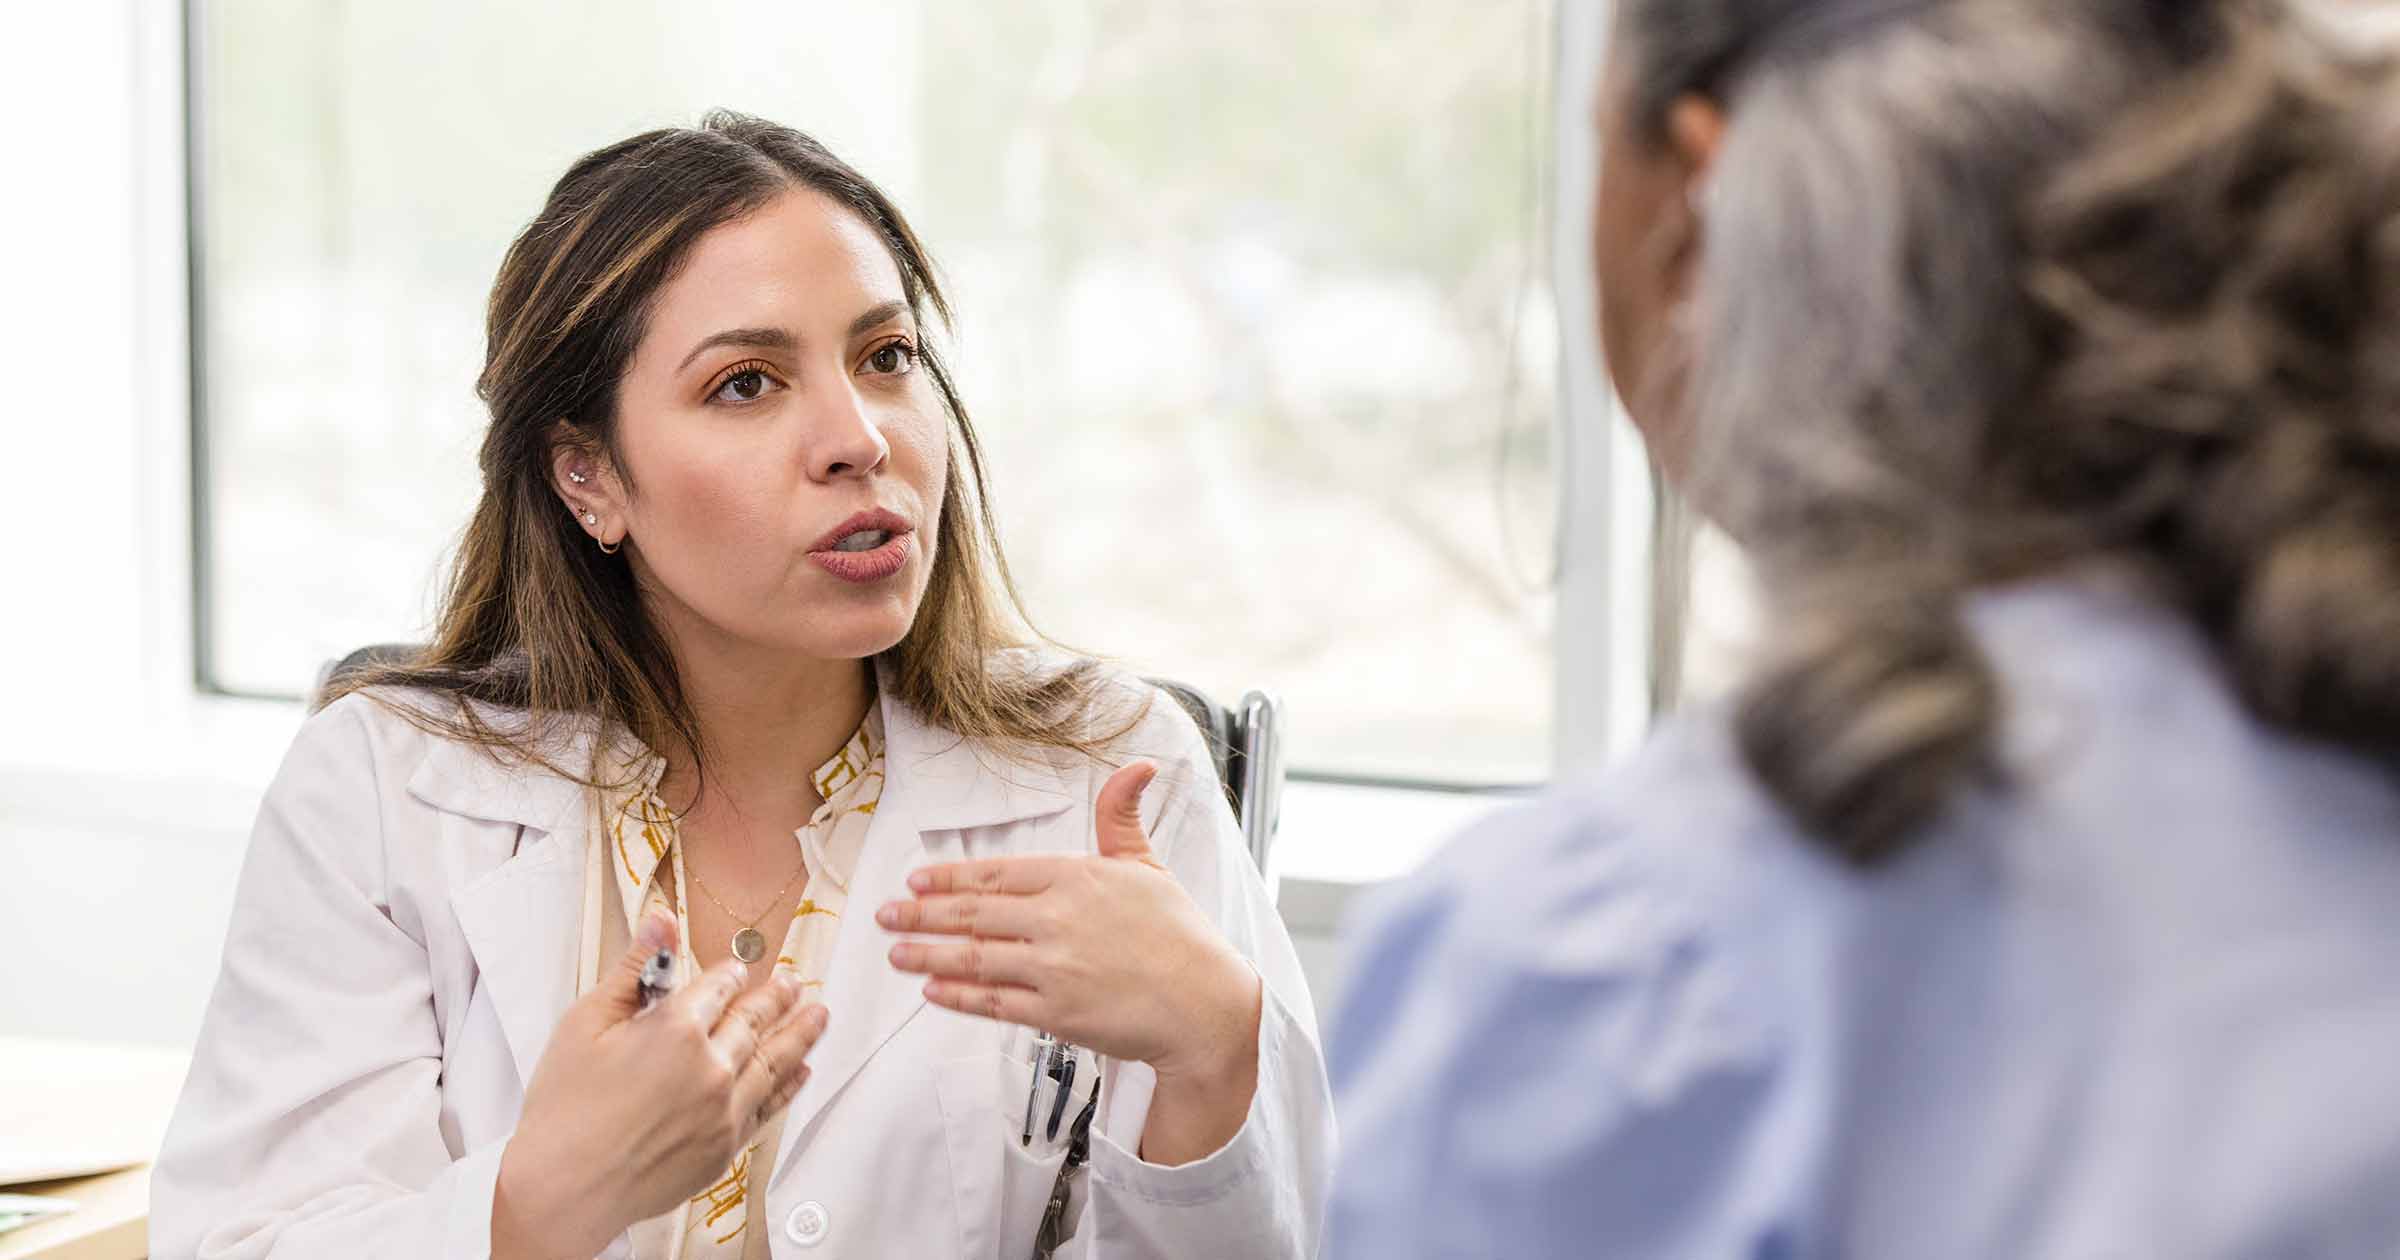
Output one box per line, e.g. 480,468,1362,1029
779,972,806,996
805,1005,829,1033
876,904,900,928
908,871,932,893
887,944,910,967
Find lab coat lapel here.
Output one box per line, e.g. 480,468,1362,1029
414,725,599,1093
400,680,1084,1167
770,676,1076,1186
448,831,585,1091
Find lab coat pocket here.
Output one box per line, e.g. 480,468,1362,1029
936,1051,1081,1260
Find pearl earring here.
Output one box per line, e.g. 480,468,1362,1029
582,511,598,525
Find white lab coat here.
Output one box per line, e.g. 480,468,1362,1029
152,663,1334,1259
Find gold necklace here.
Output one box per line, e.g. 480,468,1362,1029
684,850,808,964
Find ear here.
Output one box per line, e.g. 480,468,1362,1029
547,423,628,542
1665,94,1727,193
1658,93,1730,301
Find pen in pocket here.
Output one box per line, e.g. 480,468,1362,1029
1023,1031,1056,1146
1045,1048,1078,1142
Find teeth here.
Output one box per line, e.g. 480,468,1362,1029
832,530,892,553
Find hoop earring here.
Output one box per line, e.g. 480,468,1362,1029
598,536,622,556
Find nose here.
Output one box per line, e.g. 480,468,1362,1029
805,381,891,483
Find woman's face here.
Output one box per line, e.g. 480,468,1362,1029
558,188,949,665
1592,32,1719,484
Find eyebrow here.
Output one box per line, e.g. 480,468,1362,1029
677,326,796,373
847,299,911,339
674,301,913,374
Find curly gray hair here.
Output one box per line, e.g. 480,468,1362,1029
1616,0,2400,859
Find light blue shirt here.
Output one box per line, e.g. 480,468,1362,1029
1328,578,2400,1259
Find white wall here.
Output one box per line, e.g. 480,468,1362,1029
3,0,153,703
0,1,265,1047
1,800,252,1047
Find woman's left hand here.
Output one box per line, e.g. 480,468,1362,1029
877,762,1262,1086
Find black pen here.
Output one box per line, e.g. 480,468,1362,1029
1045,1045,1078,1142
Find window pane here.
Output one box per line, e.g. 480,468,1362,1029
197,0,1558,783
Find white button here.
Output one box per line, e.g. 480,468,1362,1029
785,1200,831,1247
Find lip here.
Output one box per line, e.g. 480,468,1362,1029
810,508,912,554
809,508,914,584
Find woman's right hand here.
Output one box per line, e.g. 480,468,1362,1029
490,912,829,1258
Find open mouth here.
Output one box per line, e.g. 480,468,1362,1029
829,529,895,553
809,510,912,583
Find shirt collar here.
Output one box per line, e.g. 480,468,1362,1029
600,704,888,905
407,658,1075,836
812,706,885,803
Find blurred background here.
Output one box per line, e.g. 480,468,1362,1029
197,0,1562,781
0,1,1740,1052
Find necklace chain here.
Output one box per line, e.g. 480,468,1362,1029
684,846,808,931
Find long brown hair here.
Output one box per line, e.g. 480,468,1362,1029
323,111,1135,785
1617,0,2400,860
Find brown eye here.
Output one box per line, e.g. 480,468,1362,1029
711,368,773,403
865,341,917,376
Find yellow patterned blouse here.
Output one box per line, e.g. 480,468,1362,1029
582,706,886,1259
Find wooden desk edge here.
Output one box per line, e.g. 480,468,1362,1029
0,1163,151,1260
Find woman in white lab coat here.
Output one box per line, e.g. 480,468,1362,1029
152,111,1332,1259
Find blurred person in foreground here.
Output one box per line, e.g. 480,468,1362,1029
1328,0,2400,1255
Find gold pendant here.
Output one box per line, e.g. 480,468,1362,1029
731,927,768,963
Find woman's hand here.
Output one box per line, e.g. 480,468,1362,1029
879,762,1264,1163
491,912,829,1259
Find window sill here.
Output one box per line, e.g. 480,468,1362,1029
1271,778,1513,933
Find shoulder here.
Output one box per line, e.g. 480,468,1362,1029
1382,701,1846,944
282,686,585,828
236,691,479,903
1079,659,1228,840
293,685,525,774
1339,702,1854,1103
982,647,1218,792
277,687,454,791
1096,668,1217,772
982,647,1198,754
971,647,1239,864
1328,713,1850,1246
